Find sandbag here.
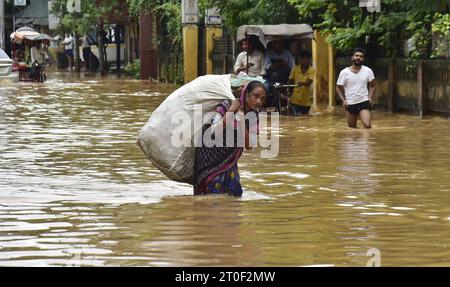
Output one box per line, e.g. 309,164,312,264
137,74,236,184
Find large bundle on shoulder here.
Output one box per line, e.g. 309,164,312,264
137,74,238,184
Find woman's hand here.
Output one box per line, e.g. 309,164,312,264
229,99,241,113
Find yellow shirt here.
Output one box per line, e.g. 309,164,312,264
289,65,315,107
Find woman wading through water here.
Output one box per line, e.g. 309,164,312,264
193,81,266,196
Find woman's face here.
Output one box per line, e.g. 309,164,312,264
245,86,266,112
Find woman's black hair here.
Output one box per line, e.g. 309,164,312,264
245,81,266,96
243,81,266,112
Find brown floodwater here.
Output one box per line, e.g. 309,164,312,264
1,73,450,266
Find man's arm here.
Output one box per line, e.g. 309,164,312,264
368,79,376,104
336,70,347,107
288,66,295,85
336,85,346,107
258,52,265,76
234,53,244,74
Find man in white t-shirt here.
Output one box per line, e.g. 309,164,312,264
61,34,74,71
336,47,376,128
30,42,45,65
234,39,265,77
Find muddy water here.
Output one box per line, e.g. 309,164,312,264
1,75,450,266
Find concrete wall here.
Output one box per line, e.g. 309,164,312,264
312,31,332,105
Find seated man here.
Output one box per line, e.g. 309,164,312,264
30,42,45,81
263,40,295,109
234,38,265,77
30,42,45,65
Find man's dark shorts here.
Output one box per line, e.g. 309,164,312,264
65,49,73,57
346,100,371,116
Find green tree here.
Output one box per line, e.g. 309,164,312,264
128,0,184,83
128,0,183,49
202,0,301,35
287,0,449,57
432,13,450,58
51,0,129,73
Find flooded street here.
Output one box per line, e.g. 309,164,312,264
1,75,450,266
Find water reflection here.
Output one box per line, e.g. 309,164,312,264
336,130,376,192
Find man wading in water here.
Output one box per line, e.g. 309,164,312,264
336,47,376,128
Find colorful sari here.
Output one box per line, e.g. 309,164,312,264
194,100,244,196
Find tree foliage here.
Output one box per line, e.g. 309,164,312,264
202,0,301,35
287,0,449,57
431,12,450,58
50,0,127,35
128,0,183,51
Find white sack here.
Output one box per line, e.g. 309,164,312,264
137,74,236,184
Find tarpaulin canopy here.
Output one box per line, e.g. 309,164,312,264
10,27,40,41
236,24,314,49
10,27,52,44
34,34,53,42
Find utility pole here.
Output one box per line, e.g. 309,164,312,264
181,0,199,83
139,11,157,80
115,24,120,75
0,0,5,51
98,23,105,75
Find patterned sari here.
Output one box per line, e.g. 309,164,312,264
193,100,244,196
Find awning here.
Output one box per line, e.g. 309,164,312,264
237,24,314,49
15,0,49,27
10,27,52,44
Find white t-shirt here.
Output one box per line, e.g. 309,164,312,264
63,36,74,51
30,46,44,64
82,36,90,48
234,50,265,76
336,65,375,105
